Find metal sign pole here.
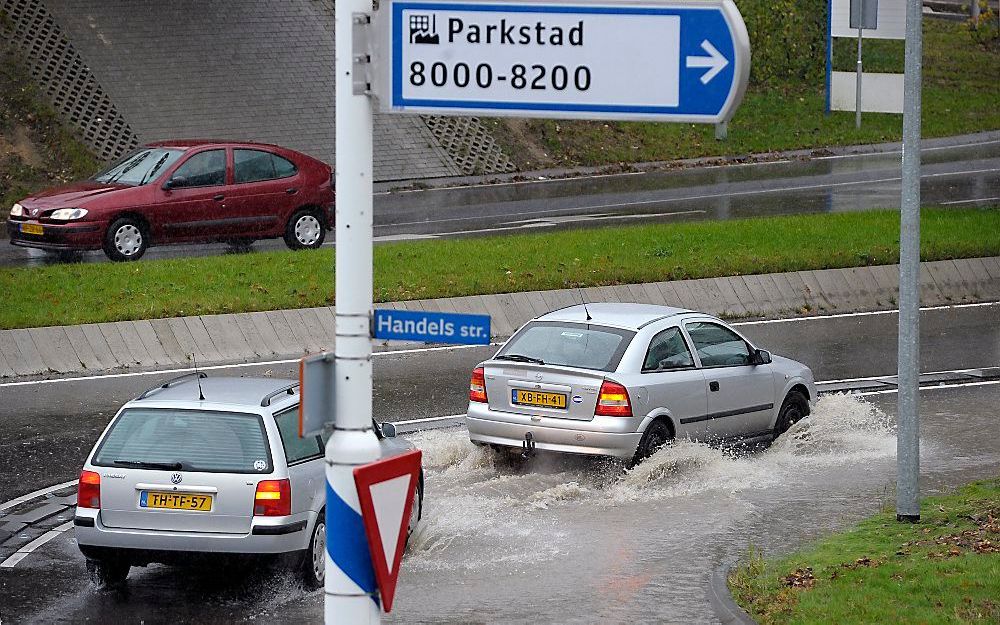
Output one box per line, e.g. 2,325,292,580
327,0,382,622
896,0,922,523
855,0,864,128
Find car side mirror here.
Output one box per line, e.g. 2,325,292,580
163,176,186,190
753,349,772,365
380,422,397,438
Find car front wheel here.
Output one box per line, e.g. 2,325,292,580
773,390,809,439
103,217,148,262
284,209,326,250
302,509,326,590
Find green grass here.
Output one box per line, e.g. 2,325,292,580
1,206,998,330
729,478,1000,624
497,20,1000,169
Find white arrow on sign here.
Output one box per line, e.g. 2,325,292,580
686,40,729,85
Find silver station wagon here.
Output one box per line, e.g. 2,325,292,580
75,374,421,589
467,304,816,463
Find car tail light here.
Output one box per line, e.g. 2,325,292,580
78,470,101,509
254,479,291,516
469,367,488,403
595,380,632,417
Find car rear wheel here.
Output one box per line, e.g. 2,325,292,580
773,390,809,439
86,557,130,589
103,217,148,262
302,509,326,590
284,209,326,250
632,419,673,465
406,474,424,547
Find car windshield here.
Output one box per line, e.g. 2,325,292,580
92,408,272,473
93,148,185,186
497,321,635,372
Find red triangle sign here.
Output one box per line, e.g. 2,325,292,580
353,449,422,613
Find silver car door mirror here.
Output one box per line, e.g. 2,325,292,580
381,422,397,438
754,349,772,365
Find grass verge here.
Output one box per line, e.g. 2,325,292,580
728,478,1000,625
492,20,1000,169
1,206,998,330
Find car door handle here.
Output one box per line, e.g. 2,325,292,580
709,381,720,392
285,187,298,195
213,194,225,201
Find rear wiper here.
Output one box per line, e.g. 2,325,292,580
496,354,545,365
114,459,183,471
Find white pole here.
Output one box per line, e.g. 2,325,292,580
896,0,922,523
327,1,382,623
855,0,864,129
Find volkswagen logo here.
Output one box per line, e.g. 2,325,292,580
170,473,183,485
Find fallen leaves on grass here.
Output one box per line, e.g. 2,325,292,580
781,567,816,589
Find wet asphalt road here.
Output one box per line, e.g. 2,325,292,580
3,136,998,267
0,303,998,623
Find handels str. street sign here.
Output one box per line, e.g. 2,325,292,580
353,449,423,613
372,0,750,122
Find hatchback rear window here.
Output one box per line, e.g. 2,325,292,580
93,409,272,474
497,321,635,372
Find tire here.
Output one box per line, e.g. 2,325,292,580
86,557,130,589
301,509,326,590
406,474,424,547
283,209,326,250
773,391,809,439
632,419,674,465
103,217,148,262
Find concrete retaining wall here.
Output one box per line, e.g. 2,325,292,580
1,257,998,380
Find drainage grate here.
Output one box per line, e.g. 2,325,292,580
423,116,516,176
0,0,138,162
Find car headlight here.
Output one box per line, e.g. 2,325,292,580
50,208,88,220
10,203,23,217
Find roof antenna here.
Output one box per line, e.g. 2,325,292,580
577,288,592,322
192,353,205,400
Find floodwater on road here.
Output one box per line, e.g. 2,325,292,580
9,387,1000,624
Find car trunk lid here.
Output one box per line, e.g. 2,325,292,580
483,362,606,421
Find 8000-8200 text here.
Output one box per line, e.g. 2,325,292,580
409,61,592,91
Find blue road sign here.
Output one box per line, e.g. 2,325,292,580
373,309,491,345
375,0,751,123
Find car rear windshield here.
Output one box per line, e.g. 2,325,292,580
92,408,272,474
497,321,635,372
93,148,185,186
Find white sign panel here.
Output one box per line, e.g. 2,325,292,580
831,71,904,113
375,0,751,123
831,0,906,39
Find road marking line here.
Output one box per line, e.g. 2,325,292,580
856,378,1000,396
733,301,999,326
396,413,466,426
0,343,501,389
941,196,1000,205
0,480,77,514
0,520,74,569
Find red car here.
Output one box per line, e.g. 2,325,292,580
6,140,334,261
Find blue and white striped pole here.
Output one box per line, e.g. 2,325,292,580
330,0,381,621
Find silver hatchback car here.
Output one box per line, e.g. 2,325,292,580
75,374,421,589
467,304,816,463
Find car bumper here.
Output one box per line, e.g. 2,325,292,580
466,403,643,459
7,219,103,251
74,509,314,555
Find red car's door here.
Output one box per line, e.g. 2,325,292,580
155,148,234,242
225,149,303,237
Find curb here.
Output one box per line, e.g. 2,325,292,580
708,559,758,625
1,257,999,381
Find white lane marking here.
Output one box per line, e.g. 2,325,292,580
0,480,77,514
733,301,999,326
856,378,1000,396
376,167,1000,229
818,366,998,385
814,139,1000,160
942,196,1000,205
396,413,466,427
0,520,75,569
0,343,501,389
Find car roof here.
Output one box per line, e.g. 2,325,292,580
144,139,287,151
131,376,298,408
536,303,693,331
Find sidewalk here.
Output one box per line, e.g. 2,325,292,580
1,257,998,381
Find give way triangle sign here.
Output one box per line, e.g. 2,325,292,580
353,448,422,613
